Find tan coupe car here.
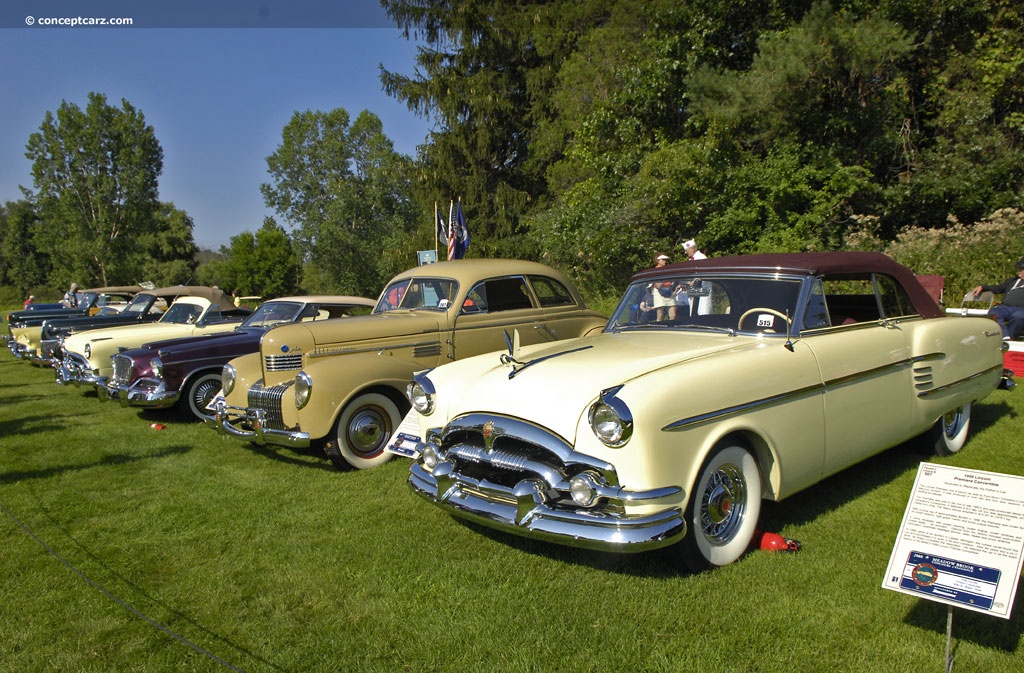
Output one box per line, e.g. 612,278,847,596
403,252,1011,570
208,259,607,470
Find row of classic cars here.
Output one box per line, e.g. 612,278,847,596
5,253,1012,570
4,284,144,359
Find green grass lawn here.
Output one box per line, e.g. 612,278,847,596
1,346,1022,672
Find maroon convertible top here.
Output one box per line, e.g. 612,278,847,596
632,251,944,319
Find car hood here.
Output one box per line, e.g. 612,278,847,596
263,311,446,353
426,330,755,442
134,328,261,361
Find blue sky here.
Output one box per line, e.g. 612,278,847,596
0,1,434,249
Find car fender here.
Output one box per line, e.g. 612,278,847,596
289,351,420,440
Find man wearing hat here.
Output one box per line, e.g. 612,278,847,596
683,239,706,260
62,282,80,308
972,257,1024,340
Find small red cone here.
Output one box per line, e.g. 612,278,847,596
149,423,166,430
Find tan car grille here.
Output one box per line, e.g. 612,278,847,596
264,353,303,372
246,380,294,430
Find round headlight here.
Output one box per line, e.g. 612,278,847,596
221,364,236,395
588,388,633,447
407,377,435,415
150,357,163,377
294,371,312,410
84,343,91,358
569,472,600,507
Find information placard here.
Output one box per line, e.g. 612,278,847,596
882,463,1024,618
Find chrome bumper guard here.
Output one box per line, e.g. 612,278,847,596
204,401,311,448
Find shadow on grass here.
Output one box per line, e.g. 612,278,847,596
903,577,1023,652
451,518,689,578
0,444,194,485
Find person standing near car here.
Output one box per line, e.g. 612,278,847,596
23,294,34,309
61,282,79,308
972,257,1024,340
683,239,707,261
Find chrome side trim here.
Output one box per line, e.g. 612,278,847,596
663,382,824,432
663,358,914,432
309,339,442,358
916,363,1004,398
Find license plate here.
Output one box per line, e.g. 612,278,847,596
387,410,422,457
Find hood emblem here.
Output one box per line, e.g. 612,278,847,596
482,420,499,451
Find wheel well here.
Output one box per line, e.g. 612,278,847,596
718,429,779,501
334,384,411,425
181,367,222,390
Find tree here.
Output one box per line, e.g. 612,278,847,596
25,92,164,286
0,200,49,294
261,109,417,297
133,203,199,286
218,218,302,299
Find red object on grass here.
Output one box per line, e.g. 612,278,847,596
757,531,802,552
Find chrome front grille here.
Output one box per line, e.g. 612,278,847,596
438,414,616,490
264,353,303,372
112,355,133,385
247,380,294,430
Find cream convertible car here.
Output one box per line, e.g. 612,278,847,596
208,259,608,470
403,252,1011,571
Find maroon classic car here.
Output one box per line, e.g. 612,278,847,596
101,296,374,420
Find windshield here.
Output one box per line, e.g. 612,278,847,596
374,278,458,313
123,294,155,315
607,273,804,335
159,301,204,325
241,301,302,328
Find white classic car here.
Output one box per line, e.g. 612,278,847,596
403,252,1010,570
56,287,250,389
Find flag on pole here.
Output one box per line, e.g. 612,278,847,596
449,199,470,260
447,201,455,260
435,202,448,252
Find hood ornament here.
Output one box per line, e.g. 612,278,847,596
500,329,525,376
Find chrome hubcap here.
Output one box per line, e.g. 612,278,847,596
347,407,389,457
942,408,963,439
700,464,746,544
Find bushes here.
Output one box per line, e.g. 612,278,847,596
847,208,1024,303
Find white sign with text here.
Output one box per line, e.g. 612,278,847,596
882,463,1024,618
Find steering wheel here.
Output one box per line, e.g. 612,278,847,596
737,307,791,332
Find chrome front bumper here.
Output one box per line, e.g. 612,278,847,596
407,414,686,553
55,355,105,387
98,378,180,409
205,401,311,448
410,461,685,552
